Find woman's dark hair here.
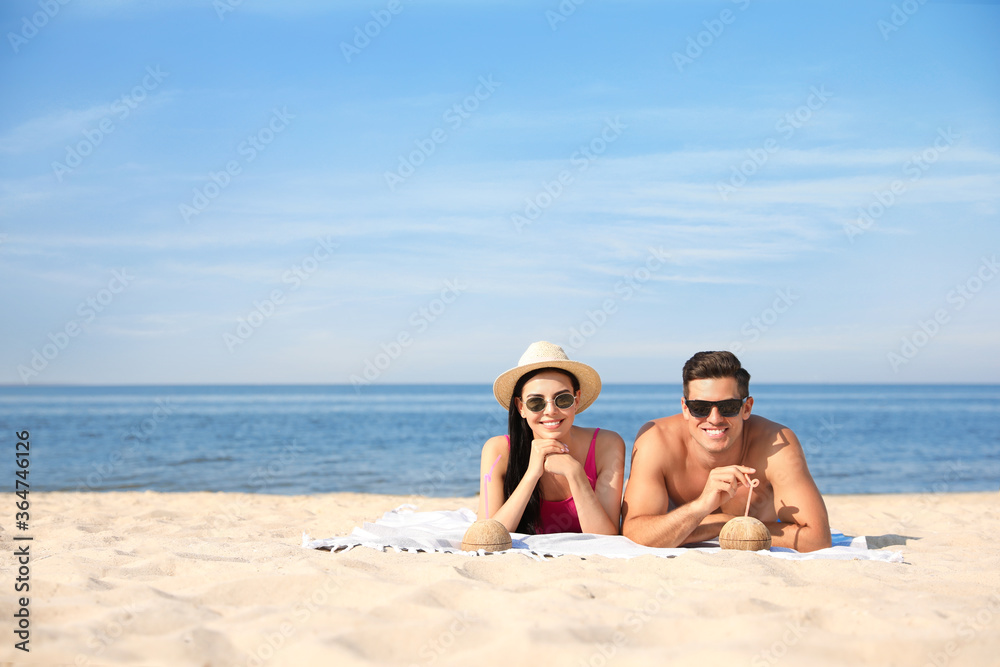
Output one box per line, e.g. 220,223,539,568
503,367,580,534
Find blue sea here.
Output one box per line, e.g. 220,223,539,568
2,384,998,496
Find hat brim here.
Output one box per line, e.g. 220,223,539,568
493,360,602,414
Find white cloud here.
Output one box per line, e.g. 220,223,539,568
0,105,114,154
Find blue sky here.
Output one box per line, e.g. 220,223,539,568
1,0,998,386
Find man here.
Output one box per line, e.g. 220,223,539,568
622,351,831,552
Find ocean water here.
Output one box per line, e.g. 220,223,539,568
1,384,998,497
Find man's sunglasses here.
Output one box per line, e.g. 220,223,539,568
522,392,577,413
685,398,746,419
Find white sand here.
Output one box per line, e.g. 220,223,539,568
2,491,998,666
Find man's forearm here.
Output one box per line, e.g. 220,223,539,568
624,502,716,548
683,513,736,545
765,521,832,552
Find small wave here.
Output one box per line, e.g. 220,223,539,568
173,455,237,465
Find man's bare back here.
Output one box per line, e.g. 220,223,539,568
621,357,831,552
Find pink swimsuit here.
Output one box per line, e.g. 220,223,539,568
506,428,599,534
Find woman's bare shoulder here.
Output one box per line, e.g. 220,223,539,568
482,434,508,452
592,427,626,463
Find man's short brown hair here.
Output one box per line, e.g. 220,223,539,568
682,351,751,399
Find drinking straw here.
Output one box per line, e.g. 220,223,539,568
743,473,760,517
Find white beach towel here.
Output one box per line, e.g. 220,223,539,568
302,505,905,563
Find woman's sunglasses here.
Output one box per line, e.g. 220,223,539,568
522,392,577,413
685,398,746,419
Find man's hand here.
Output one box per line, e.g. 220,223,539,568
696,465,756,514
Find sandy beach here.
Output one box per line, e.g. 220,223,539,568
2,491,998,666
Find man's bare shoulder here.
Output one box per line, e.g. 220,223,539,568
745,414,796,444
744,414,807,463
633,414,687,465
635,414,684,443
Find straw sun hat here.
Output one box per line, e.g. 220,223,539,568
492,341,602,413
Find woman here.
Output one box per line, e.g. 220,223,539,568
477,341,625,535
